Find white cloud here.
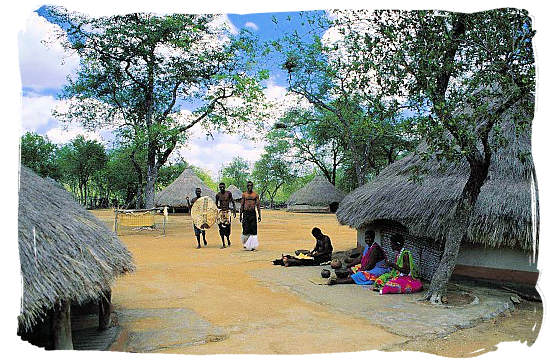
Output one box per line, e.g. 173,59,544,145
244,21,259,31
20,93,57,131
18,12,80,91
21,93,110,145
46,122,104,145
172,131,263,179
211,14,238,36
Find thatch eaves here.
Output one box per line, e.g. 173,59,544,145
288,175,347,207
18,166,135,331
336,106,536,252
155,168,216,207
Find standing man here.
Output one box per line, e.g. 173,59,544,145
240,181,261,251
186,188,207,249
215,182,236,248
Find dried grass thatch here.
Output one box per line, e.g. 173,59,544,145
227,185,243,200
288,175,347,212
18,166,135,331
155,168,216,207
337,103,537,251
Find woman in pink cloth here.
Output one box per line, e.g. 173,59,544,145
373,234,423,294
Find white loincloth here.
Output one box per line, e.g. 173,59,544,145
241,234,259,250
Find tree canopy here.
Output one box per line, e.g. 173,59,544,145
48,7,269,207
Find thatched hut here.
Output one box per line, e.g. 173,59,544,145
155,168,216,211
18,166,135,349
287,175,347,213
227,184,243,202
336,106,538,285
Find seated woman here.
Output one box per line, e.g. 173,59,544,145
328,230,390,285
372,234,423,294
282,227,333,266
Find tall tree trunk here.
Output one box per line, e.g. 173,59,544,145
347,136,368,186
130,150,144,209
424,159,489,303
144,157,158,209
79,182,84,205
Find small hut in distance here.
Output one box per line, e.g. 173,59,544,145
18,166,135,349
287,175,347,213
155,168,216,212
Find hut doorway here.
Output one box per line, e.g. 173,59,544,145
329,202,339,213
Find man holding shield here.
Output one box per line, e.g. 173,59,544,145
187,188,207,249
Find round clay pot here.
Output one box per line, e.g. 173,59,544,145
320,269,331,278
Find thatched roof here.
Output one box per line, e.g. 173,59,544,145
18,166,135,331
155,168,216,207
336,104,536,251
288,175,347,207
227,185,243,200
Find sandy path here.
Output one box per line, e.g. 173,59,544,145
94,209,405,354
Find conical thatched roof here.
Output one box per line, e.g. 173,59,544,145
155,168,216,207
18,166,135,331
288,175,347,209
227,185,243,200
337,103,536,251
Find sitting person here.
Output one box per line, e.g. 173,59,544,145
282,227,333,267
372,234,423,294
328,230,390,285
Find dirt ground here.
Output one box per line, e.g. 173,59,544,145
93,209,543,356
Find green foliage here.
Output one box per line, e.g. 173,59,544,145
273,173,315,203
334,8,536,300
268,12,415,187
20,132,61,180
343,9,536,166
56,135,107,205
220,156,251,190
252,141,296,207
157,160,188,190
190,166,217,191
47,6,268,206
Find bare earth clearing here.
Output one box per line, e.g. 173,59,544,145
92,209,542,356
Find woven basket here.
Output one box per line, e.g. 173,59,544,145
190,196,218,229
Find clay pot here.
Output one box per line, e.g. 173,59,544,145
320,269,331,278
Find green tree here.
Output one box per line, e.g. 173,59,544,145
57,135,108,206
20,132,60,180
191,166,217,191
101,144,148,208
269,12,412,187
272,110,345,185
252,141,296,208
157,159,188,190
48,7,268,208
220,156,251,190
334,9,535,302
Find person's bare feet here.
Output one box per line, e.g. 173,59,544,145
327,276,337,285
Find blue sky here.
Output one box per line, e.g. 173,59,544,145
18,6,326,178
